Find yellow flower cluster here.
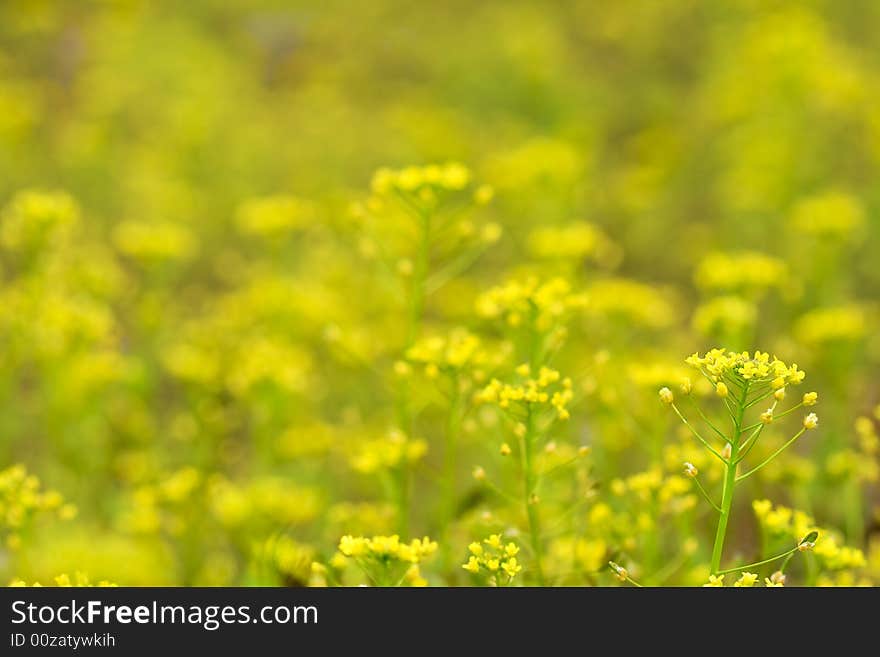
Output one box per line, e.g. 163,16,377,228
753,500,866,571
478,365,573,420
235,195,313,238
705,571,781,587
586,278,674,329
546,537,607,575
405,328,496,378
685,348,805,386
694,251,788,294
348,430,428,474
462,534,522,583
855,413,879,456
338,534,438,564
476,276,586,331
0,189,79,251
9,573,117,587
112,219,197,262
371,163,474,196
789,190,865,239
527,221,620,267
0,465,76,549
692,295,757,336
794,304,868,345
207,477,321,531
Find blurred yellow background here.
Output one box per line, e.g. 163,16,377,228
0,0,878,586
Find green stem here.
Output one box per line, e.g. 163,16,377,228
710,381,749,574
692,476,722,513
736,428,805,482
670,402,726,462
715,546,797,575
688,396,730,444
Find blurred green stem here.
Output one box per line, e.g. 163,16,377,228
440,378,461,575
393,208,432,535
522,408,545,585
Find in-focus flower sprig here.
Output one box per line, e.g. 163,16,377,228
659,348,820,576
461,534,523,586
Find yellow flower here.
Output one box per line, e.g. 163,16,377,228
501,558,522,578
462,557,480,574
734,572,758,587
752,499,772,518
803,392,818,406
703,574,725,587
659,387,674,404
715,382,729,398
484,534,502,549
468,542,483,556
760,409,774,425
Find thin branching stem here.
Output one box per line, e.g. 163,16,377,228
736,428,806,482
715,546,799,575
692,476,722,513
687,395,730,444
669,403,726,462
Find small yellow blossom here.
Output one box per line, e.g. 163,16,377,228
703,574,725,587
484,534,503,549
501,558,521,577
734,572,758,587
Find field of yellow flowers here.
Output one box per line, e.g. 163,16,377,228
1,1,879,588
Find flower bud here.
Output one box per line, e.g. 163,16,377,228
804,413,819,430
683,462,698,478
609,561,628,582
659,387,674,404
716,382,729,398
